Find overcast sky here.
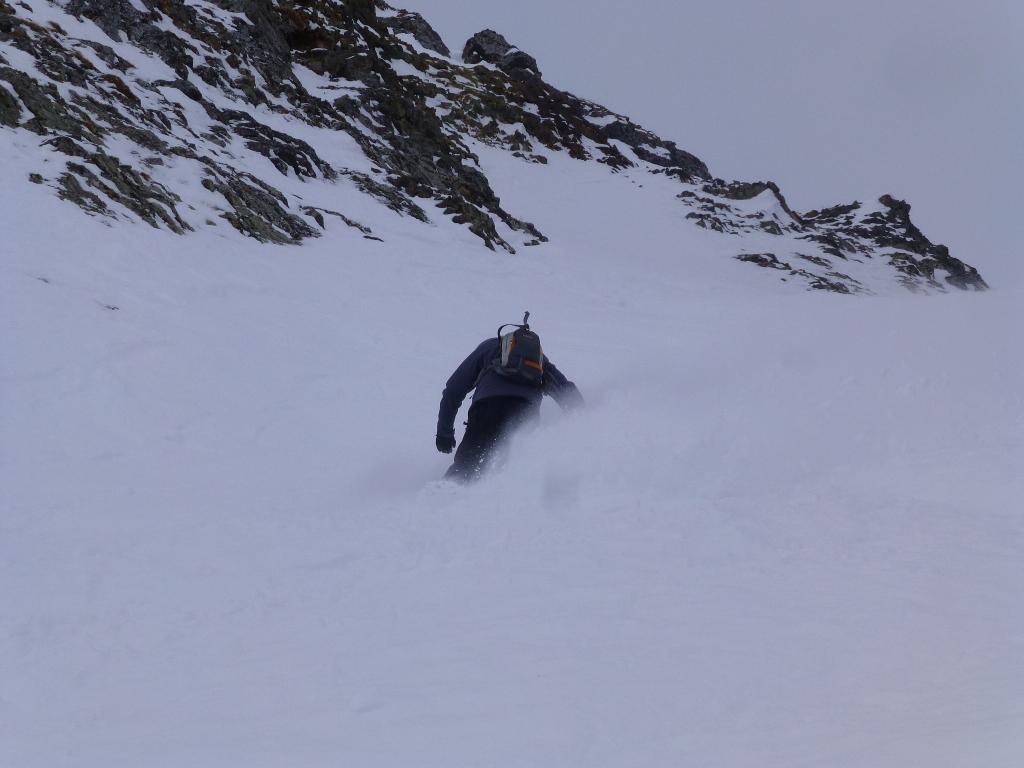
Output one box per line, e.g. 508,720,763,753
401,0,1023,287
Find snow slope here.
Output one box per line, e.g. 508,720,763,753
3,114,1024,767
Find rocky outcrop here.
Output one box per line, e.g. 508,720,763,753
0,0,988,292
0,0,712,249
800,195,988,291
379,3,450,56
463,30,541,79
708,180,804,225
201,169,318,243
736,253,859,294
61,150,191,234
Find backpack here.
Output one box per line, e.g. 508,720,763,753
488,311,544,387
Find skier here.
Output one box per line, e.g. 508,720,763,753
436,313,583,482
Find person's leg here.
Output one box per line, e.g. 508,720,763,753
445,399,504,482
484,397,540,473
445,397,536,482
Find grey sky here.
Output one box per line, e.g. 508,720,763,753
401,0,1023,286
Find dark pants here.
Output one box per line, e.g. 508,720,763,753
445,396,538,482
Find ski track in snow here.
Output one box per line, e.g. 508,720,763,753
2,130,1024,767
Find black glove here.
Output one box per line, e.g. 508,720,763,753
436,435,456,454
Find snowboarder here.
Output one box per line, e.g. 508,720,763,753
436,313,583,482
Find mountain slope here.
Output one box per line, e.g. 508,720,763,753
0,0,987,293
2,4,1021,767
2,155,1022,766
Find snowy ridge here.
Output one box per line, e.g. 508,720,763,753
0,0,988,293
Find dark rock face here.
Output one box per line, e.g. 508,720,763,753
65,156,191,233
202,170,318,243
861,195,987,290
604,120,710,181
217,108,337,181
0,73,22,126
274,0,546,251
736,253,856,293
0,65,93,136
66,0,196,79
379,2,450,56
463,29,541,79
708,180,803,225
0,0,989,291
796,196,988,292
0,0,717,249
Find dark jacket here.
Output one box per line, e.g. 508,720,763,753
436,337,582,439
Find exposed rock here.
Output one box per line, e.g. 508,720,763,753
58,150,190,233
802,201,859,221
463,30,540,78
707,180,803,225
66,0,196,78
76,39,133,72
88,152,190,232
57,170,109,215
737,252,790,270
796,253,832,268
64,0,149,43
604,119,710,181
0,0,989,291
737,253,856,294
798,195,988,291
302,205,377,238
0,80,19,125
216,107,337,180
301,47,378,83
202,169,318,243
867,196,987,290
378,3,450,56
0,66,95,136
233,0,295,85
344,170,430,222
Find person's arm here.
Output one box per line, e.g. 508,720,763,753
437,339,496,440
543,357,584,410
